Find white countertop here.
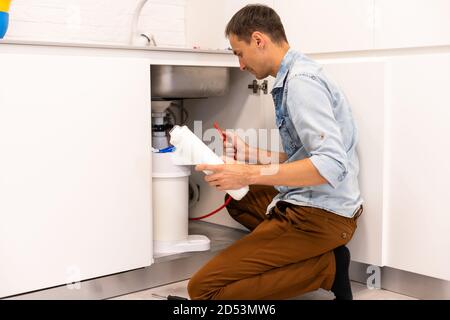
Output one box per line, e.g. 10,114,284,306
0,39,233,55
0,39,238,67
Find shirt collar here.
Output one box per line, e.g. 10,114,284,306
271,48,300,92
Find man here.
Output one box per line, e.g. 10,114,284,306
188,4,363,300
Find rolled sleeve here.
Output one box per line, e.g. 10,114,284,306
286,74,349,188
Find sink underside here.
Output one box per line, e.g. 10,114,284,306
151,65,230,99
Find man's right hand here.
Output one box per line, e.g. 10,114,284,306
222,130,287,165
223,131,254,163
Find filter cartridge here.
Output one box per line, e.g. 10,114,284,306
169,125,249,201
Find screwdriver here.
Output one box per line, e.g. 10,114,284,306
152,293,188,300
213,121,227,142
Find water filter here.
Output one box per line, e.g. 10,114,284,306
169,125,249,201
152,150,210,256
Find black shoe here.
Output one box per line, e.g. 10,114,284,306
331,246,353,300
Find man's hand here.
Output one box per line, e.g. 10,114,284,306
223,130,287,164
223,131,255,163
195,163,256,191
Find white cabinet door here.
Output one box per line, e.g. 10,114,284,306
319,60,387,266
321,55,450,279
275,0,374,53
374,0,450,49
185,0,274,50
384,53,450,281
0,54,152,297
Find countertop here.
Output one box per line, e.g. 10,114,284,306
0,39,233,55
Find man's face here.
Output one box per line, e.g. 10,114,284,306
229,34,270,80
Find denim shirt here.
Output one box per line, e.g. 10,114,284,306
266,49,363,218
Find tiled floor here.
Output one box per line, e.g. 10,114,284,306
111,279,417,300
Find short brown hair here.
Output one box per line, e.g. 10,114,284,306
225,4,288,44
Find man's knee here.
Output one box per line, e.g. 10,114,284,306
187,274,214,300
187,276,202,300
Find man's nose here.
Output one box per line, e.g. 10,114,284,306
239,59,246,71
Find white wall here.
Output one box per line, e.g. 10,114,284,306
5,0,187,47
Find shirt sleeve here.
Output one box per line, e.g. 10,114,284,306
286,74,349,189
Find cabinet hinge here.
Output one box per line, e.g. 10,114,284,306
248,80,269,95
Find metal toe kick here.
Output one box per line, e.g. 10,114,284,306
7,221,248,300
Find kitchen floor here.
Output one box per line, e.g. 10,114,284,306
111,279,417,300
110,221,417,300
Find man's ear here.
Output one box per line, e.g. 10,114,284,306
251,31,266,48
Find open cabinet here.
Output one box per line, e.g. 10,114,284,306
182,68,275,229
179,64,387,269
155,63,387,268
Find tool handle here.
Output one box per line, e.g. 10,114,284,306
167,295,188,300
213,121,227,142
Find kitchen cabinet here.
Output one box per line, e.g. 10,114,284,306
275,0,374,54
184,0,450,53
186,0,375,54
309,54,450,281
312,59,387,267
275,0,450,53
0,53,152,297
1,38,448,299
384,53,450,281
374,0,450,50
0,40,239,298
185,0,274,50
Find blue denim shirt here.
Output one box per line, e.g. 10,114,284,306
266,49,363,218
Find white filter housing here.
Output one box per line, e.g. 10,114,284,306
152,152,210,256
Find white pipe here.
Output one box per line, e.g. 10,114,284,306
130,0,148,45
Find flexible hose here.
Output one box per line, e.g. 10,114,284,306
188,121,231,221
189,195,233,221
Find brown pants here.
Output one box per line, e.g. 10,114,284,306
187,185,362,300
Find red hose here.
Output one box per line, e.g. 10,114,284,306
189,195,233,221
189,122,233,221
